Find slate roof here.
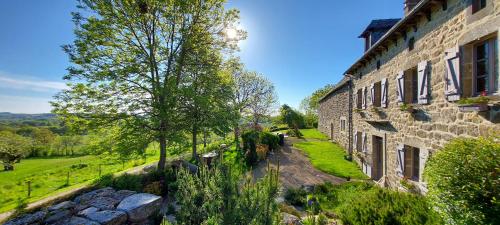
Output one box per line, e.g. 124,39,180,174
358,19,401,38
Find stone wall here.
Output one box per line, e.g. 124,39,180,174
319,0,499,192
318,80,351,151
5,188,162,225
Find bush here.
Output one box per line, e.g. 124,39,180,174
284,188,308,207
424,137,500,224
242,131,259,166
337,188,441,225
286,128,303,137
260,132,279,151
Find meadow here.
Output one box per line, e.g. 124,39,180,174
0,149,160,213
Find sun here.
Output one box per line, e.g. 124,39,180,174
225,28,238,40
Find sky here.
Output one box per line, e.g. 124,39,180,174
0,0,403,114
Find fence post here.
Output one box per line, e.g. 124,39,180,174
27,181,31,197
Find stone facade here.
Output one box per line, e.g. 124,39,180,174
319,0,499,192
318,78,351,151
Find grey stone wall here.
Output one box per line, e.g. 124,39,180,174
318,82,351,151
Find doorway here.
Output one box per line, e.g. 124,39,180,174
372,135,384,180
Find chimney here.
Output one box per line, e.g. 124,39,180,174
404,0,421,15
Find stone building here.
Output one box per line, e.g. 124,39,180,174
318,78,352,151
318,0,499,192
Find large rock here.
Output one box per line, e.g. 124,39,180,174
88,197,120,210
117,193,162,222
282,213,302,225
67,216,101,225
49,201,76,211
112,190,137,202
45,209,73,224
77,207,100,218
74,187,116,204
85,210,127,225
4,210,47,225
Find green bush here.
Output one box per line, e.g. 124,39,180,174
242,131,260,166
424,137,500,224
337,188,441,225
260,132,279,151
286,128,302,137
284,188,308,207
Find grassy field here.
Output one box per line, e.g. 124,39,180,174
294,129,367,179
0,149,161,213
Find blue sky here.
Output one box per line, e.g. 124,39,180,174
0,0,403,113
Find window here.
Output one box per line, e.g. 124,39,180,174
404,145,420,181
357,89,363,109
373,81,382,107
408,37,415,51
356,132,362,152
404,67,419,104
340,118,346,132
472,0,486,14
473,38,498,95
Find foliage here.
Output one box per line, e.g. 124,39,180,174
311,182,441,225
53,0,245,171
279,104,305,129
260,132,279,151
284,188,308,207
294,131,366,179
175,163,280,225
424,137,500,225
399,103,414,112
0,131,31,170
286,129,303,137
299,84,334,116
457,96,490,105
256,144,269,161
242,131,260,165
302,214,328,225
269,124,288,132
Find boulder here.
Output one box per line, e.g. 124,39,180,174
112,190,137,202
4,210,47,225
45,209,73,224
282,213,302,225
88,197,120,210
74,187,116,204
49,201,76,211
67,216,101,225
77,207,99,218
116,193,162,222
85,210,127,225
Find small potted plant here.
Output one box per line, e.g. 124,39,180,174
399,103,415,113
457,93,490,112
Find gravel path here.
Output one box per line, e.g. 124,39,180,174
252,138,345,189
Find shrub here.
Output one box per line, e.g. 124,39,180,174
284,188,308,207
337,188,441,225
286,128,302,137
143,181,162,195
260,132,279,151
242,131,259,165
424,137,500,224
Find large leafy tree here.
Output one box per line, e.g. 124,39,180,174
53,0,244,170
228,59,278,141
0,131,31,171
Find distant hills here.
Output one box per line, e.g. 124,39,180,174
0,112,57,121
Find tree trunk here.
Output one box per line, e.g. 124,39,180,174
192,126,198,160
158,134,167,171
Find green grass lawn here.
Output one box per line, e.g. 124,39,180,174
299,129,329,141
294,129,367,179
0,149,161,213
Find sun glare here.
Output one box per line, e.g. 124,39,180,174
225,28,238,40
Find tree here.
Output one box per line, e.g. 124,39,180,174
299,84,334,127
279,104,304,129
229,60,278,142
0,131,31,170
424,137,500,224
53,0,244,170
